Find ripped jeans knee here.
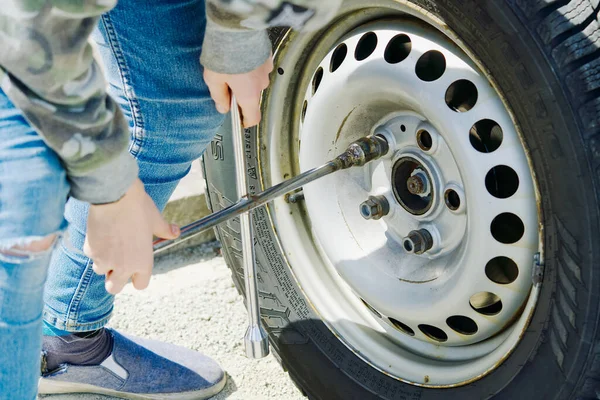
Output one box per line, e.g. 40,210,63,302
0,233,58,400
0,233,61,325
0,234,60,262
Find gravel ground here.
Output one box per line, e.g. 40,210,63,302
40,242,304,400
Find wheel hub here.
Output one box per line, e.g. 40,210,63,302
260,7,541,386
298,20,538,347
392,156,434,215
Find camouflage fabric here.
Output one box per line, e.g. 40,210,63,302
201,0,342,74
0,0,340,204
0,0,137,204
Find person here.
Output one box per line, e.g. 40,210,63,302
0,0,341,399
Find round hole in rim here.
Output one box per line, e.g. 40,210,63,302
355,32,378,61
400,124,406,132
446,315,478,335
330,43,348,73
361,299,382,318
470,119,503,153
445,79,478,112
417,130,433,151
415,50,446,82
301,100,308,123
485,165,520,199
389,318,415,336
277,67,284,75
403,239,414,252
384,34,412,64
470,292,503,316
444,189,461,211
312,67,324,95
485,256,519,284
392,157,434,215
418,324,448,342
491,213,525,244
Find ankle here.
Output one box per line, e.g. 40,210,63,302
42,328,113,372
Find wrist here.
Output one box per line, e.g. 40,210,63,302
90,179,143,207
200,24,271,74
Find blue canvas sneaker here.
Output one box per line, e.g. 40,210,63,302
38,329,226,399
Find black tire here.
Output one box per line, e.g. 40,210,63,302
202,1,600,399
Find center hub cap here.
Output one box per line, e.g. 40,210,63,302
392,156,434,215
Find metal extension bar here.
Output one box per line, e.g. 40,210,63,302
231,97,270,359
153,135,389,255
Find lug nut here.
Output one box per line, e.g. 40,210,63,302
406,171,429,196
360,195,390,220
403,229,434,255
407,175,425,195
287,189,305,203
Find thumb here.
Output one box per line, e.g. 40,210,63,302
151,207,180,240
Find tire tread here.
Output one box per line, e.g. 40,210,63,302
515,1,600,396
516,0,600,136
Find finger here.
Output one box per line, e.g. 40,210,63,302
265,55,274,73
91,260,111,276
150,205,180,240
105,279,126,295
130,234,155,290
236,92,262,128
260,76,271,91
204,72,231,114
131,271,152,291
84,239,111,275
105,270,128,295
83,238,94,259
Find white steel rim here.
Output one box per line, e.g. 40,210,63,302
261,13,541,387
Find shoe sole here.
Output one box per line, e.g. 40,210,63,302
38,373,226,400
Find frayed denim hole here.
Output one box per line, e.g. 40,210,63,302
0,233,62,264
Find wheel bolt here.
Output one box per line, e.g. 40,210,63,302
360,196,390,220
403,229,434,255
407,176,424,195
407,171,429,196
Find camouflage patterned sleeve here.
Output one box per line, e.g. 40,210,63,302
0,0,138,205
200,0,342,74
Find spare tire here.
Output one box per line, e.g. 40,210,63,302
203,1,600,399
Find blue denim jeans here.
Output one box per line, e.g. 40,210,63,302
0,0,220,394
42,0,223,333
0,91,70,399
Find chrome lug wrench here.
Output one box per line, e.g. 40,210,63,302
153,133,389,255
153,99,389,358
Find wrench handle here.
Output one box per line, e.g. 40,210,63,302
231,97,269,359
